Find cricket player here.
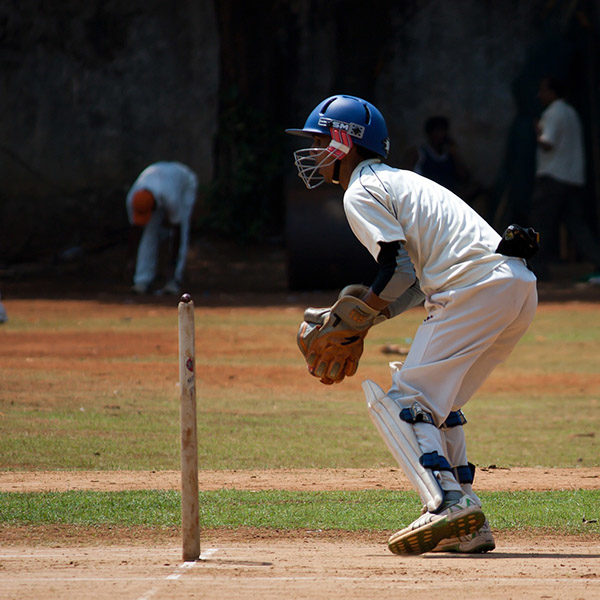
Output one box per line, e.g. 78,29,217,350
126,161,198,295
287,95,538,555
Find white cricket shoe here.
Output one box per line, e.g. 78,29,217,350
431,519,496,553
388,494,485,555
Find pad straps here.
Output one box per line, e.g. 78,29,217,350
399,402,435,425
440,410,467,429
400,402,453,472
453,462,476,484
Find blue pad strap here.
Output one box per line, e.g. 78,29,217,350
399,403,435,425
440,410,467,429
453,462,476,484
420,451,452,472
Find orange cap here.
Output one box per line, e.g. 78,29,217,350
131,189,155,226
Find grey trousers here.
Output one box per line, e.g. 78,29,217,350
529,175,600,279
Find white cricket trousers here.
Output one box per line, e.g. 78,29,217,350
389,258,538,425
386,258,537,494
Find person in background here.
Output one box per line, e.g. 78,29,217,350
0,292,7,323
403,116,470,195
126,161,198,295
529,76,600,282
403,116,488,217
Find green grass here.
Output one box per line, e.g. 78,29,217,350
1,489,598,534
4,387,596,470
466,392,599,466
0,401,180,470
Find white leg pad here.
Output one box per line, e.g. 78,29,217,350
363,379,444,512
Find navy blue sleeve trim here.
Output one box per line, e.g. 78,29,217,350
371,241,400,296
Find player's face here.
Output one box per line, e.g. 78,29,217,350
311,134,335,182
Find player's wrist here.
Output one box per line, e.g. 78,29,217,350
363,289,390,313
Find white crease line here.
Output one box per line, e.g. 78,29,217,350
0,576,594,585
147,576,600,585
166,561,197,580
136,588,158,600
0,577,183,583
0,549,181,559
137,548,219,599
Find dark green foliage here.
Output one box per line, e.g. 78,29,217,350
201,88,286,240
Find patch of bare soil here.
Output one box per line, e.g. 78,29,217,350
2,467,600,493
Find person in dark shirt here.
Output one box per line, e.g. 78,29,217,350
403,116,470,194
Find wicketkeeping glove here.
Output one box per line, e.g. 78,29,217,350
297,291,384,385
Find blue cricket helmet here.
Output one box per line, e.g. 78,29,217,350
286,94,390,158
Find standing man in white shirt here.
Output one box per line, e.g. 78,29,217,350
287,95,538,556
126,161,198,295
530,77,600,281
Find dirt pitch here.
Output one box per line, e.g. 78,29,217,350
2,530,599,600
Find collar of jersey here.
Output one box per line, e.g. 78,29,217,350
348,158,382,188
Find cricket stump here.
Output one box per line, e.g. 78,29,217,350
178,293,200,561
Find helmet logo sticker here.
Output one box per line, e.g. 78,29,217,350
317,117,365,139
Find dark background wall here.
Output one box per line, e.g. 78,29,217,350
0,0,218,263
1,0,598,288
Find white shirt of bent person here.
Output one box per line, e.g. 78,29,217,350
126,161,197,226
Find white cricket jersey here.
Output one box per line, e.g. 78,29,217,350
126,161,198,226
344,160,505,296
536,98,585,186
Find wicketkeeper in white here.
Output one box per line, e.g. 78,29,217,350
287,95,538,555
